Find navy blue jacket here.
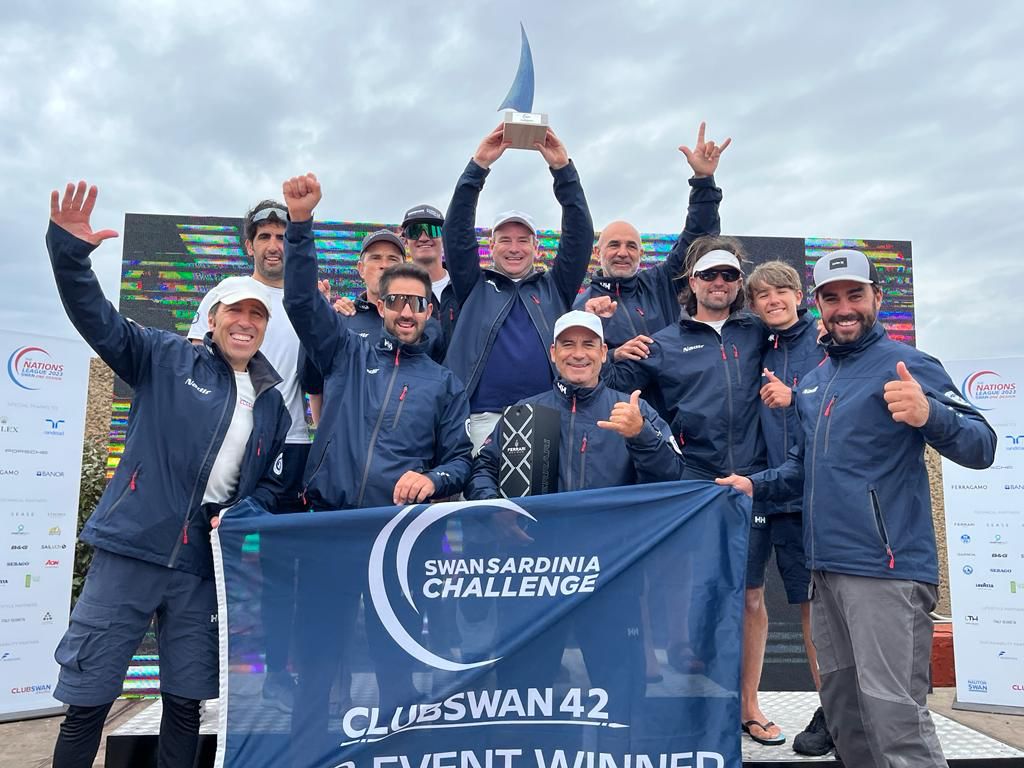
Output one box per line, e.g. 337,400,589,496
432,278,459,349
46,222,290,578
283,219,473,510
442,159,594,399
297,293,446,395
752,322,996,584
466,380,684,499
759,310,826,515
604,311,768,478
573,175,723,349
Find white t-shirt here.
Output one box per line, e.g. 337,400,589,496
698,318,727,335
203,371,256,504
189,277,309,444
432,271,451,301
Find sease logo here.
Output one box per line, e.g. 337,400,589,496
7,347,65,390
961,370,1017,411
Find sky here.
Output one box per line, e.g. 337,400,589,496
2,1,1022,362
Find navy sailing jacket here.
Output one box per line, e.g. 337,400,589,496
284,219,473,510
752,322,996,584
759,310,826,515
604,311,768,478
46,222,290,578
572,175,723,350
465,379,684,499
441,159,594,399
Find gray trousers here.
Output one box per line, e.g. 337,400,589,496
812,570,947,768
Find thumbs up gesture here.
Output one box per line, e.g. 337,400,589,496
598,390,644,438
760,368,793,408
883,361,930,428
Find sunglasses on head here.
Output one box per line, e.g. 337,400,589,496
251,207,288,225
694,268,742,283
383,293,430,313
403,222,443,240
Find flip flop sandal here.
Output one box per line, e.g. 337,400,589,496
742,719,787,746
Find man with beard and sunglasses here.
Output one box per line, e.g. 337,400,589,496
717,249,996,766
280,172,473,765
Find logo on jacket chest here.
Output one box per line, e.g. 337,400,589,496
185,378,213,395
682,344,704,353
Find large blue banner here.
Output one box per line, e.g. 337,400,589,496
212,481,750,768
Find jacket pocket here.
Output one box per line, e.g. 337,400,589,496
869,486,895,569
106,463,141,516
822,395,838,455
301,438,332,503
391,385,409,429
578,433,588,489
54,596,113,673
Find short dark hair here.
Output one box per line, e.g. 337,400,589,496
379,262,432,299
241,199,288,248
678,235,748,317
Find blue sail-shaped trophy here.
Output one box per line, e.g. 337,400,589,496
498,24,549,150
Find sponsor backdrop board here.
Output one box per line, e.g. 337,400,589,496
0,330,90,721
942,357,1024,713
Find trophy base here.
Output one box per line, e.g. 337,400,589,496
502,110,549,150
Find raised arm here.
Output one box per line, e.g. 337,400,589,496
46,182,154,387
281,173,353,377
537,129,594,307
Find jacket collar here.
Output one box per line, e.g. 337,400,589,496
767,308,817,346
375,329,429,359
481,265,545,289
354,293,379,315
820,320,886,359
589,269,640,297
553,378,605,406
678,308,757,333
202,334,282,396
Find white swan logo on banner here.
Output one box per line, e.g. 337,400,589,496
367,498,535,672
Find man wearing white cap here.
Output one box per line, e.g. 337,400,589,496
718,249,996,766
45,182,291,768
442,124,594,451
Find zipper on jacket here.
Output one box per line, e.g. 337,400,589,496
869,487,895,569
300,437,333,506
106,464,140,518
567,396,577,489
807,360,843,572
356,354,402,506
168,372,236,568
579,432,588,489
529,294,551,333
719,343,736,472
822,394,838,455
391,384,409,429
731,343,741,385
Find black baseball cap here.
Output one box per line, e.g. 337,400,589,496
401,204,444,228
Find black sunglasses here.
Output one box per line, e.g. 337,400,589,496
403,222,443,240
383,294,430,313
694,268,742,283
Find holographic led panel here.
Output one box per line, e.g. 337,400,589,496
108,213,914,471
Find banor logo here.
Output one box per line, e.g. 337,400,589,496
961,370,1017,411
7,347,64,390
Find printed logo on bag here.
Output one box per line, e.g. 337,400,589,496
961,370,1017,410
7,346,64,390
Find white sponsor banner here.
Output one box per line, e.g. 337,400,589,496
942,357,1024,711
0,331,90,721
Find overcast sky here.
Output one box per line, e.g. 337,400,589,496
2,1,1021,363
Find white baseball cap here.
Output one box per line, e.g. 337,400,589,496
207,276,272,317
553,310,604,343
812,249,879,292
492,210,536,234
692,249,743,275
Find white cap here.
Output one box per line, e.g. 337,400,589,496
812,249,878,292
207,276,273,317
492,210,536,234
553,310,604,343
692,249,742,275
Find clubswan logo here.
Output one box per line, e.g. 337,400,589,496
7,347,64,390
962,370,1017,410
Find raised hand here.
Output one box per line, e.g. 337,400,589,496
584,296,618,318
317,279,331,301
473,123,512,169
282,173,321,222
715,474,753,497
534,128,569,170
760,368,793,408
883,361,930,428
614,335,653,362
597,390,644,438
678,122,732,178
393,470,436,505
49,182,119,245
333,296,356,316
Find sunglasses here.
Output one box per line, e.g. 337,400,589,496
694,268,742,283
251,207,288,224
383,294,430,313
403,222,443,240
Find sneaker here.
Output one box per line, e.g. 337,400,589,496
262,670,297,713
792,706,834,756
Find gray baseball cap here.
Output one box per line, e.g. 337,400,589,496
813,249,879,292
360,229,406,256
